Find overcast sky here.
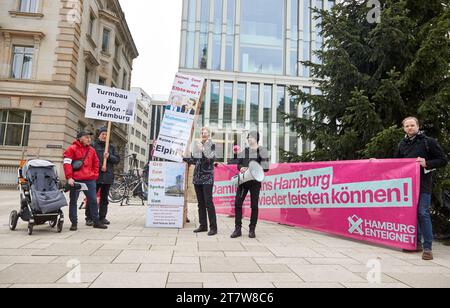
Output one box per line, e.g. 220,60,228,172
121,1,182,97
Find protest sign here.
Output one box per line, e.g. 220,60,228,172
153,73,205,162
146,161,186,229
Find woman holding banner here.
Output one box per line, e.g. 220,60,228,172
184,128,218,236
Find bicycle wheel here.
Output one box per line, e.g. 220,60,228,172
109,181,126,203
140,180,148,202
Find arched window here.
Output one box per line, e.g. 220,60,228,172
0,110,31,147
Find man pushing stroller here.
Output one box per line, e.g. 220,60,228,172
63,130,108,231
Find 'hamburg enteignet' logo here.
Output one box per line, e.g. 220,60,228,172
348,215,364,236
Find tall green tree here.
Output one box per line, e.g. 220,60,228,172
284,0,450,234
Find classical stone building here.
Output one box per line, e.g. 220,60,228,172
0,0,138,185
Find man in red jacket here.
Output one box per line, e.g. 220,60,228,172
63,131,108,231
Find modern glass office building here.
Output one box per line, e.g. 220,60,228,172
179,0,334,163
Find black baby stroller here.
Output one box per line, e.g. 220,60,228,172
10,160,67,235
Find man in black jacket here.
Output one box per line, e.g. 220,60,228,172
395,117,448,260
231,131,270,239
86,127,121,226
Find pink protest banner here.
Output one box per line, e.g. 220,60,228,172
213,159,420,250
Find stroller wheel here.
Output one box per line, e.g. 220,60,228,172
49,220,57,228
9,211,19,231
27,224,33,236
57,220,63,233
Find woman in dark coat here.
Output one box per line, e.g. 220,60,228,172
184,128,218,236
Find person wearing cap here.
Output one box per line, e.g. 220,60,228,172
85,127,121,226
63,131,108,231
231,131,270,239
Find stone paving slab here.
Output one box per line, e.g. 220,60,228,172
0,264,70,284
90,272,168,288
200,257,262,273
287,265,367,283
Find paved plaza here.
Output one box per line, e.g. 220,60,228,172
0,189,450,288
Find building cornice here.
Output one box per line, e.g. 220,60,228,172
0,28,45,40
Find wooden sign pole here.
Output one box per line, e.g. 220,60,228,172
102,121,112,171
183,82,207,227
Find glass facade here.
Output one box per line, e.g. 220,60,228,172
240,0,285,75
181,0,329,162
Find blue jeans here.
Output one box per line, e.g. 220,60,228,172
69,180,99,225
418,193,433,251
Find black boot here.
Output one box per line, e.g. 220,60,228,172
70,224,78,232
249,226,256,239
194,226,208,233
93,222,108,229
230,226,242,239
208,228,218,236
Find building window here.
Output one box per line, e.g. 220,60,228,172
198,0,210,69
142,135,147,143
210,81,220,125
102,28,111,53
237,83,246,127
0,110,31,147
290,0,299,76
134,145,140,153
301,0,312,77
289,87,299,155
11,46,34,79
212,0,223,71
114,39,120,59
277,86,286,154
19,0,39,13
225,0,235,72
223,82,233,125
240,0,285,75
88,13,96,37
185,0,196,68
122,71,128,90
141,148,146,156
250,84,259,126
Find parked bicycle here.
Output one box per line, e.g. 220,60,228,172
109,154,148,206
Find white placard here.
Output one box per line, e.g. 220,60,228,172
148,161,186,206
85,84,137,125
146,206,184,229
153,110,194,162
153,73,205,162
146,162,186,229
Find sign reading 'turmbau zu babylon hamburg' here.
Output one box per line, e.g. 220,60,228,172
85,84,137,125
